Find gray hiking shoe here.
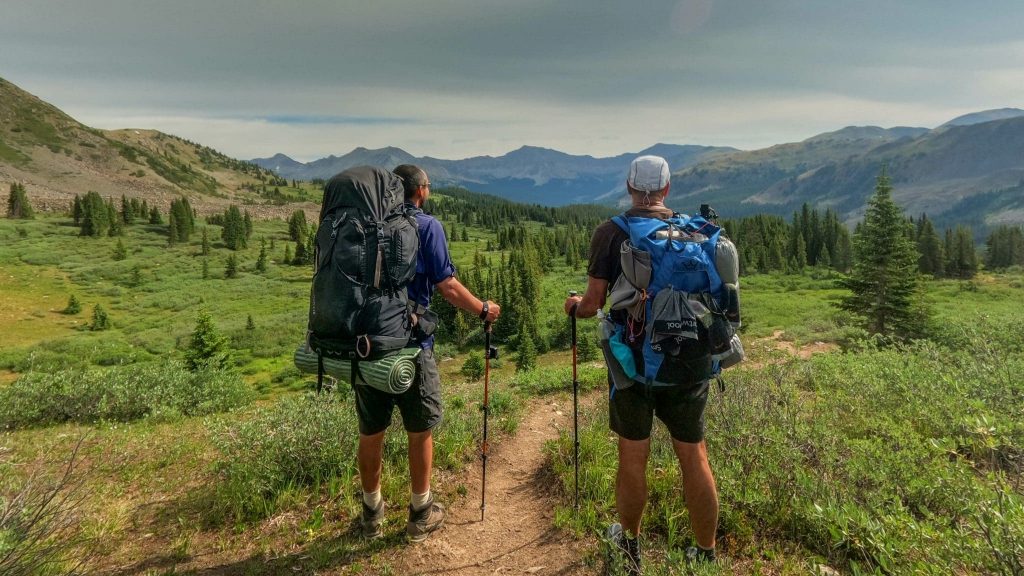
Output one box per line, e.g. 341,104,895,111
360,499,385,539
406,498,445,542
685,545,717,565
605,523,641,576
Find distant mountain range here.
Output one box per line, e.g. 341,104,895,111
252,143,737,206
253,108,1024,230
2,74,1022,230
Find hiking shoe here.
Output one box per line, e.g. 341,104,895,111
406,498,445,542
360,499,385,539
685,545,716,565
605,523,641,576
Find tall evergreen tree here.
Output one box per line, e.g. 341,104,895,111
945,225,978,279
72,194,83,225
915,214,944,277
6,183,34,219
255,238,268,272
79,191,110,237
838,169,924,339
985,225,1024,269
225,253,239,278
221,205,247,250
287,210,308,242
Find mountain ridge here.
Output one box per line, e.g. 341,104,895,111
2,74,1022,230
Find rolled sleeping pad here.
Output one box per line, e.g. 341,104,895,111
716,236,739,286
293,345,420,394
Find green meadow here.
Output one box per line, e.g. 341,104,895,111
1,209,1022,575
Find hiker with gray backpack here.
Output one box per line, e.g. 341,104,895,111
565,155,743,574
303,164,500,542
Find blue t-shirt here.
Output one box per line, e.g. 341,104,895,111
407,208,456,347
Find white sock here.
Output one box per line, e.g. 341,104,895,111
363,489,382,509
411,490,431,511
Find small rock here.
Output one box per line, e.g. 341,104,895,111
815,565,841,576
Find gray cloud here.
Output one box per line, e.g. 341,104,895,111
2,0,1022,159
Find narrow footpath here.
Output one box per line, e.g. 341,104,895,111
392,396,592,575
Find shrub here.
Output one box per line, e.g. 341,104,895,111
208,395,359,520
548,327,1024,574
0,361,253,429
460,351,484,380
0,439,95,576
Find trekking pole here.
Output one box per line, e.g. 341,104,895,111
480,320,496,521
569,291,580,513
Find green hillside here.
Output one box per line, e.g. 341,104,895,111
0,76,311,216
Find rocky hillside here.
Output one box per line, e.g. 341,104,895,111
0,77,289,216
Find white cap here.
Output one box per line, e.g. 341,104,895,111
627,155,671,193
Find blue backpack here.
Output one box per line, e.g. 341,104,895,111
608,213,735,387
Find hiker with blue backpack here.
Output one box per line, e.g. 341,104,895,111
565,155,743,574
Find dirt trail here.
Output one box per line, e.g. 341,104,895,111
392,396,592,576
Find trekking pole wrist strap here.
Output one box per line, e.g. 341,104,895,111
479,301,489,321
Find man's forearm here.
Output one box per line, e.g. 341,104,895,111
436,276,483,316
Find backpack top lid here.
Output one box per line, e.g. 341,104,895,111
320,165,405,223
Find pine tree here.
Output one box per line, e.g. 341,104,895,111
184,309,230,371
202,258,210,279
120,194,135,225
246,314,256,331
63,294,82,315
985,225,1024,269
112,238,127,261
255,238,268,272
79,191,110,237
946,225,978,279
794,234,808,273
577,332,598,362
915,214,944,277
837,169,924,339
201,227,211,255
225,254,239,278
287,210,308,242
72,194,83,225
149,206,162,225
221,205,247,250
515,327,537,372
106,199,123,237
90,304,110,331
6,183,34,219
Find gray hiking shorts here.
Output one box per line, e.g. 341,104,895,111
354,347,443,436
609,376,709,443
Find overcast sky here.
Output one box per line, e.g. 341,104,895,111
3,0,1022,161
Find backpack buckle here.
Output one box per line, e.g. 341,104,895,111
356,334,372,359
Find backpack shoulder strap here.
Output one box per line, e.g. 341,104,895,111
611,214,629,234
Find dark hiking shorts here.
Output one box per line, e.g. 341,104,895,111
609,377,710,443
354,347,443,436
